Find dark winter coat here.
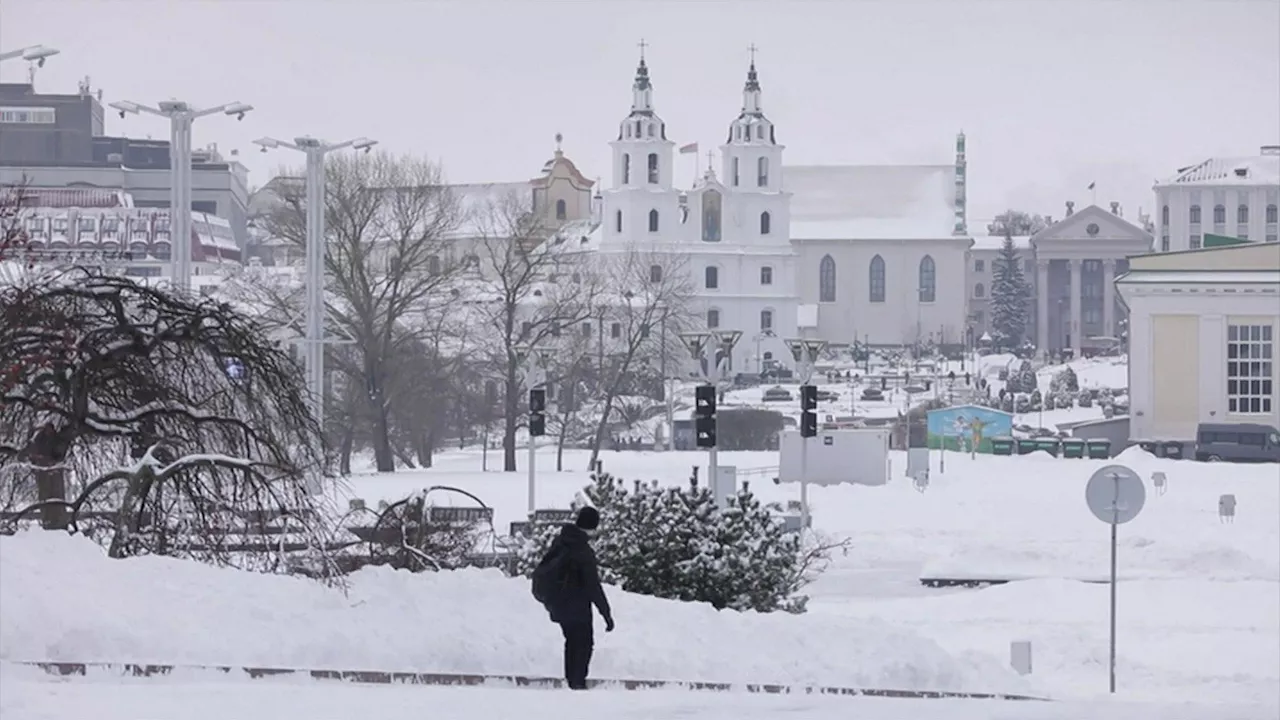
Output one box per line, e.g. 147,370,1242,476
543,524,612,626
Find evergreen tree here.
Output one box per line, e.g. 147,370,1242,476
989,233,1032,352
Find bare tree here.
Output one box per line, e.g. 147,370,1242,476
584,248,695,470
242,152,464,472
466,192,600,472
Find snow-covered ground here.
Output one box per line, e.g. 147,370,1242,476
3,436,1276,714
2,666,1269,720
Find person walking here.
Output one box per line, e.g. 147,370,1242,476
531,506,614,690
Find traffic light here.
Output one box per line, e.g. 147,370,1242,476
695,384,717,448
528,388,546,437
799,384,818,438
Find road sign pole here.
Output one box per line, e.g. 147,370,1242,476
1109,510,1118,694
1085,464,1145,696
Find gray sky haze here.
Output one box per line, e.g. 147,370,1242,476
5,0,1279,224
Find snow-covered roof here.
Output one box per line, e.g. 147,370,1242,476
1159,149,1280,186
1118,270,1280,285
4,187,133,208
449,182,533,239
970,234,1032,252
785,164,959,241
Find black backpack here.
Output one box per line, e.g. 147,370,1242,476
531,545,572,609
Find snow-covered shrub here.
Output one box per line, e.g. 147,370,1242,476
1077,389,1093,408
1054,391,1075,409
1050,366,1079,394
1044,393,1057,411
1014,394,1032,414
515,470,830,614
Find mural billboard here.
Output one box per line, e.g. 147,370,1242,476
926,404,1014,453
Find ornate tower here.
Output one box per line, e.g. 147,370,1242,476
602,45,679,245
720,49,784,193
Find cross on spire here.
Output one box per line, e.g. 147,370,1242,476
748,43,758,65
638,38,648,60
706,149,714,167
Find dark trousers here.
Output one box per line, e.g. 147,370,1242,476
558,620,594,689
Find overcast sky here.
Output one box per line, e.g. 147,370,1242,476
4,0,1278,225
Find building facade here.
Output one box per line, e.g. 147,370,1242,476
1,79,251,248
1117,242,1280,442
1153,146,1280,252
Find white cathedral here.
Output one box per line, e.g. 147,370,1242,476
539,55,974,374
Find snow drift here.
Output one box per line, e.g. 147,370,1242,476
0,532,1027,694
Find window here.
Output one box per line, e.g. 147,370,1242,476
707,308,721,329
521,321,532,338
1161,234,1170,252
555,199,566,220
648,209,659,232
756,125,764,139
581,322,592,336
1238,204,1249,223
974,259,985,272
611,322,622,339
622,154,631,184
1213,204,1226,224
427,254,441,276
705,265,719,289
615,210,623,233
757,157,769,187
1161,205,1169,225
1190,205,1201,224
550,323,562,337
760,309,774,331
702,190,722,242
647,153,659,184
869,254,886,303
1024,259,1034,275
1267,204,1278,224
1083,308,1101,324
973,282,985,298
1227,324,1274,414
1191,234,1202,249
648,123,655,137
732,157,740,187
0,106,56,124
760,265,773,285
649,264,663,283
760,211,771,235
819,254,836,302
918,255,937,303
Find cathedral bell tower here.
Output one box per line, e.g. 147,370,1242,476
721,47,784,193
603,43,679,245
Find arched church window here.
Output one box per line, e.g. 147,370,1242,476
647,123,655,137
648,153,659,184
732,157,740,187
819,255,836,302
757,157,769,187
760,211,771,235
622,154,631,184
869,255,886,303
974,282,985,299
649,264,663,283
760,309,774,331
615,210,623,233
756,124,764,139
1213,204,1226,224
705,266,719,289
702,190,722,242
918,255,937,303
1190,205,1201,223
555,199,566,220
1160,205,1169,226
648,208,659,232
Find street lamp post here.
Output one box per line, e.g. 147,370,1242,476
517,346,557,513
0,44,59,76
253,135,377,433
784,335,827,531
110,99,254,293
678,329,743,501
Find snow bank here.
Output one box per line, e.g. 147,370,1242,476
0,532,1028,694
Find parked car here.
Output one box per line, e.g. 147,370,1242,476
860,387,885,401
816,389,840,402
1195,422,1280,463
762,386,794,402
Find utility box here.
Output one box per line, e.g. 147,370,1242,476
778,428,890,487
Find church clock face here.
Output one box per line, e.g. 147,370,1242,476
1086,223,1100,237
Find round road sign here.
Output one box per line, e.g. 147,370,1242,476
1085,464,1146,525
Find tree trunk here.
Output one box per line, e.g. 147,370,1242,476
393,445,417,468
30,427,68,530
555,411,571,472
502,371,518,472
586,393,619,472
338,428,354,476
415,429,435,468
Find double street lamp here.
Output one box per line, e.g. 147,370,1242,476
110,99,255,293
0,44,59,65
677,329,743,505
253,135,378,434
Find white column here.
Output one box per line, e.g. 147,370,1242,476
1102,258,1116,338
1036,259,1050,355
1069,258,1083,357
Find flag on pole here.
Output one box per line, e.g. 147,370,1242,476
679,142,699,155
1087,181,1096,190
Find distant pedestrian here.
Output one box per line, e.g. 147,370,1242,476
530,506,614,690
